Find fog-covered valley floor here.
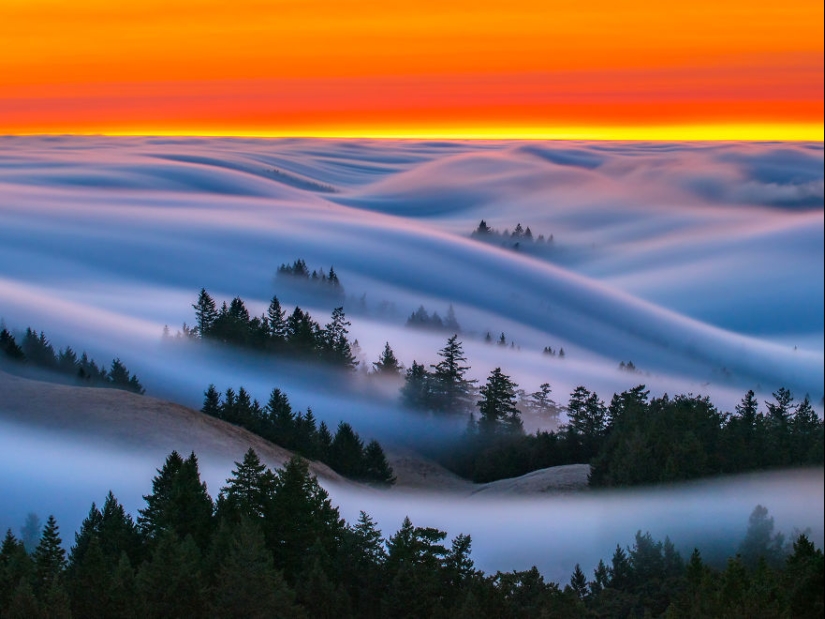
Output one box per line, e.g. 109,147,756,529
1,136,822,578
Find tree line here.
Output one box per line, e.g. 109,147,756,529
397,336,823,485
0,326,144,394
201,384,395,486
471,220,555,247
276,259,345,298
175,289,357,369
1,449,821,618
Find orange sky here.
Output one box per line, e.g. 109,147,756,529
1,0,822,139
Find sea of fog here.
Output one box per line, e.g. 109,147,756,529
0,136,822,576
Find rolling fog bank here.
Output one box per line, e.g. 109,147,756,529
0,136,822,576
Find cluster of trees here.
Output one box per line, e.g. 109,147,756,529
400,335,478,415
443,381,824,485
543,346,565,358
276,259,344,297
589,386,824,486
405,305,460,333
202,384,395,485
618,360,639,373
483,331,518,349
180,289,358,369
401,336,558,421
2,450,821,618
0,326,144,394
472,220,555,248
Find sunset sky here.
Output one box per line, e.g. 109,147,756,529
1,0,822,139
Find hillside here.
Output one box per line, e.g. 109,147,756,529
0,371,589,495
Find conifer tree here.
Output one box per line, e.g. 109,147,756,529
138,452,214,549
430,335,476,414
477,367,522,435
372,342,403,376
400,361,432,410
211,518,299,619
108,358,131,387
363,440,396,485
529,383,558,420
266,295,288,344
267,457,344,578
330,422,366,478
0,329,25,361
217,449,277,522
202,384,222,417
286,306,318,352
569,564,588,599
444,305,461,332
315,421,333,462
266,388,296,446
136,532,206,619
33,516,65,594
192,288,218,337
322,307,357,369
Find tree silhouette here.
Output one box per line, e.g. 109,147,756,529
477,367,522,435
430,335,476,414
372,342,403,376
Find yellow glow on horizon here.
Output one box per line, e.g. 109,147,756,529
9,124,823,143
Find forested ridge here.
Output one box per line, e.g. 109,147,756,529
201,384,395,486
0,326,144,394
1,450,821,619
400,338,824,485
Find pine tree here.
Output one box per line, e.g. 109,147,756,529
286,306,318,353
266,295,288,344
372,342,403,376
20,513,42,553
430,335,476,414
569,564,588,599
0,328,25,361
444,305,461,332
136,532,206,619
138,452,214,549
477,368,522,435
210,518,299,619
765,387,796,464
315,421,333,462
400,361,432,410
192,288,218,337
265,388,296,446
529,383,558,420
330,422,366,478
32,516,65,594
107,358,131,388
202,384,222,417
217,449,277,522
0,530,32,612
474,220,492,235
363,440,396,485
267,457,344,578
322,307,357,369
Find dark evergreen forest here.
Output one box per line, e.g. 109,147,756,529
175,289,357,369
401,338,824,485
201,384,395,486
1,450,821,619
0,327,144,394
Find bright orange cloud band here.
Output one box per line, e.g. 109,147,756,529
1,0,823,140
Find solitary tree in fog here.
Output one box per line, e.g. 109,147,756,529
430,335,476,414
267,295,288,344
372,342,403,376
477,367,522,435
192,289,217,336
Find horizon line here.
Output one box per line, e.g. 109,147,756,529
3,123,824,143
